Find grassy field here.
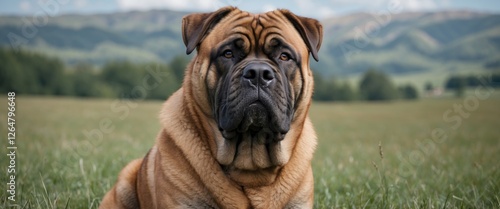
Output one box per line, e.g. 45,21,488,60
0,95,499,208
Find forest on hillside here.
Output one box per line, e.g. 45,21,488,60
1,48,499,101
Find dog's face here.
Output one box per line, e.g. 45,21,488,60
183,7,322,186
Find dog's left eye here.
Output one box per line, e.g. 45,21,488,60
279,53,291,61
223,50,233,58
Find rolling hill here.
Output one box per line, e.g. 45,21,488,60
315,11,500,76
1,9,499,84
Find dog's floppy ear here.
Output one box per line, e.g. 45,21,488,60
182,7,235,55
280,10,323,61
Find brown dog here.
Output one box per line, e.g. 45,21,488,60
100,6,322,209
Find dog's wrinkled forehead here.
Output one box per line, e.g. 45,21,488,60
203,11,306,56
182,7,322,61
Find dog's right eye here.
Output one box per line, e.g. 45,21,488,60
223,50,233,59
279,53,291,61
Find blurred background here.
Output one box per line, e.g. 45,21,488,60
1,0,499,99
0,0,499,208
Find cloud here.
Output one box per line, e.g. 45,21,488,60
330,0,444,11
117,0,228,11
75,0,88,8
19,1,32,12
399,0,439,11
292,0,337,18
318,7,335,17
262,4,276,12
330,0,386,8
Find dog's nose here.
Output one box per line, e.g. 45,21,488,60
242,63,275,86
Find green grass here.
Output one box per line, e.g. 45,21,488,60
312,99,500,208
1,96,499,208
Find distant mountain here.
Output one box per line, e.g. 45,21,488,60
1,10,499,78
0,10,188,65
315,11,500,77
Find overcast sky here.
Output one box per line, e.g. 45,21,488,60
1,0,499,19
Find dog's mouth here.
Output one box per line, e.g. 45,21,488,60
216,101,289,171
220,102,286,143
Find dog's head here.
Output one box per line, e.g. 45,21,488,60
182,7,322,186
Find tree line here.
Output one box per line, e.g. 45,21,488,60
445,75,500,89
314,69,419,101
2,48,496,101
444,74,500,97
0,48,186,100
0,48,423,102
